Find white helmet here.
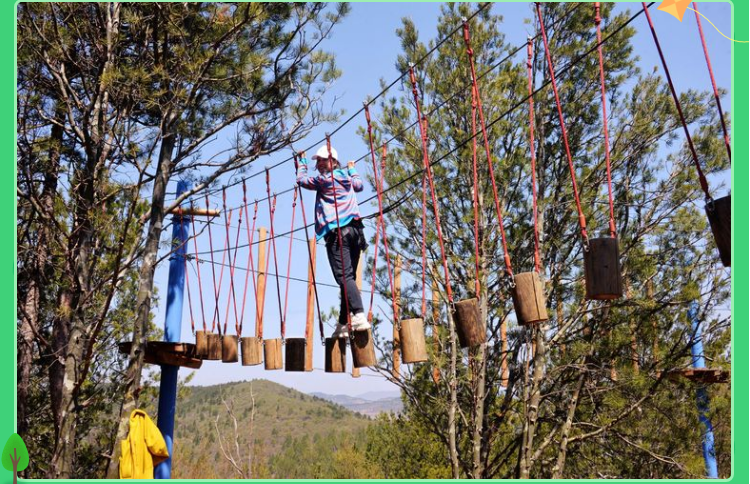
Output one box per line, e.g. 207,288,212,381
313,145,338,161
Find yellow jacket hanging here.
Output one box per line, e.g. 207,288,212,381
119,409,169,479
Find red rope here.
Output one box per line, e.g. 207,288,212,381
463,20,514,278
221,206,238,336
238,184,259,338
367,143,388,320
526,39,542,274
364,107,398,328
420,117,428,317
282,188,298,330
266,169,285,340
205,194,225,334
294,155,325,342
594,3,617,238
180,210,196,335
536,3,590,246
223,195,243,336
190,202,208,332
408,64,454,304
470,66,482,298
693,2,731,162
642,3,711,200
325,135,353,333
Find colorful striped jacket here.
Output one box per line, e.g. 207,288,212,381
296,157,364,240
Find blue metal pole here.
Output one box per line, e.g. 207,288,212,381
155,180,191,479
687,302,719,479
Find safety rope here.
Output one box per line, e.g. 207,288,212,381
642,2,711,201
536,3,590,247
463,19,514,280
266,169,285,341
693,2,731,163
238,184,259,338
408,64,454,304
190,202,208,332
282,188,298,334
294,154,325,343
594,3,617,238
364,106,399,328
367,143,389,321
325,135,353,334
526,39,542,274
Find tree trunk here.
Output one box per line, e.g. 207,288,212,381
106,133,176,478
520,325,546,478
447,306,460,479
470,295,488,478
551,372,585,478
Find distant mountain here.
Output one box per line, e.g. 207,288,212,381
172,379,372,479
310,391,403,417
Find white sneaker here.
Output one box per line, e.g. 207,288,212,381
332,323,349,339
350,312,371,331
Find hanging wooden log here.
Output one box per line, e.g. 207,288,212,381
400,318,428,363
255,227,268,337
392,256,402,378
221,335,238,363
452,298,484,348
285,338,306,372
431,280,440,384
325,337,346,373
207,333,222,360
705,194,730,267
583,237,623,300
511,271,549,325
263,338,283,370
351,329,377,368
305,238,316,371
240,337,263,366
195,330,208,358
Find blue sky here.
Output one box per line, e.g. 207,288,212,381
149,2,733,396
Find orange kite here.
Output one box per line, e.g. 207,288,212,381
657,0,692,22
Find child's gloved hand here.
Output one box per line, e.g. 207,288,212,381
347,161,355,170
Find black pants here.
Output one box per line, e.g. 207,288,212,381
325,220,367,325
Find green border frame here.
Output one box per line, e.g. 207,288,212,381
8,1,747,482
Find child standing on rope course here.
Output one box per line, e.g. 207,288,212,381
296,145,369,338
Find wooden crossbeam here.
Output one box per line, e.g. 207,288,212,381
118,341,203,369
660,368,729,384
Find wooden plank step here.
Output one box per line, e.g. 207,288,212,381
661,368,729,384
118,341,203,369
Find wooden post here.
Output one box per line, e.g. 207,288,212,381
352,256,364,378
305,238,316,371
256,227,268,338
393,256,402,379
431,280,440,384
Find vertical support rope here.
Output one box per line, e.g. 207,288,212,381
294,155,326,343
364,106,399,329
526,38,543,274
238,185,259,338
205,194,229,335
189,202,208,332
325,135,354,334
408,64,454,304
420,116,429,317
693,2,731,163
367,143,389,321
180,209,196,335
536,3,590,247
594,3,618,238
463,20,515,279
225,193,243,336
266,169,285,341
282,188,298,330
469,67,482,298
641,2,712,201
